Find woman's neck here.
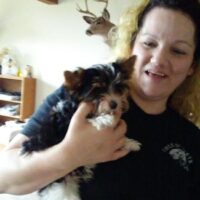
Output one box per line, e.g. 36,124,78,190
130,91,168,115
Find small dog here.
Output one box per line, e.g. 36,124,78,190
21,56,141,200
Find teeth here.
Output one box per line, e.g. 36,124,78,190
147,70,166,77
152,72,165,77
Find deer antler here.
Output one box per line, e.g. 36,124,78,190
76,0,97,18
94,0,109,10
77,0,116,47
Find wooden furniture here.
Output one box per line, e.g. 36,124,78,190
0,75,36,122
38,0,58,4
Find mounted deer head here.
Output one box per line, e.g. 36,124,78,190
77,0,116,46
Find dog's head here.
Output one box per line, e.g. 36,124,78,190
63,56,135,116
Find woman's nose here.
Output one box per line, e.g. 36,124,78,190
151,48,169,67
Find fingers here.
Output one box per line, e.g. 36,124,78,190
69,103,129,164
114,119,126,130
111,120,129,160
114,119,127,140
111,149,129,161
114,137,126,151
73,102,94,120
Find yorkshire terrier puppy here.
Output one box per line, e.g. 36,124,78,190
21,56,141,200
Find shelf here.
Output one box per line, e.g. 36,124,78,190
0,114,20,119
0,76,36,122
0,75,23,80
0,75,35,81
0,99,22,104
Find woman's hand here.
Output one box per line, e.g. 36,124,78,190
60,102,129,168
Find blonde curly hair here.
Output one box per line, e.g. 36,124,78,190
113,0,200,128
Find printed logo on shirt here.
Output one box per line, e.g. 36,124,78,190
162,143,193,172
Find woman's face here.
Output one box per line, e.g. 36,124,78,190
132,7,196,103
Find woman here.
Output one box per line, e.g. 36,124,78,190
0,0,199,199
114,0,200,127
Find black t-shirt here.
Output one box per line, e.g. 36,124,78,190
22,86,200,200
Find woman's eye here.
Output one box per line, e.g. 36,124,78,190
172,48,187,55
143,41,156,48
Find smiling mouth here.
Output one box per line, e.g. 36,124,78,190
145,70,167,78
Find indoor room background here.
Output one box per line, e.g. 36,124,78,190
0,0,136,109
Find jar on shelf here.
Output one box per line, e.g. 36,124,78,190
24,65,32,78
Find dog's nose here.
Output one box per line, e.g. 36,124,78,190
110,100,118,110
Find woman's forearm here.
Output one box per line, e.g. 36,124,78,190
0,103,128,195
0,143,77,195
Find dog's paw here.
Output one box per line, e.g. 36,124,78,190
124,138,141,152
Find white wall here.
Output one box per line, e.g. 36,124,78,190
0,0,135,109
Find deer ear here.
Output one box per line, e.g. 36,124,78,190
116,56,136,79
83,16,96,24
64,68,85,90
102,8,110,20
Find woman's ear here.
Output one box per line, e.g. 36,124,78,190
187,62,196,76
63,68,85,90
187,67,194,76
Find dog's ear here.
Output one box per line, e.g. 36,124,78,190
63,68,85,90
116,55,136,79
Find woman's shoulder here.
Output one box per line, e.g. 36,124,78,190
168,107,200,154
168,107,200,134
